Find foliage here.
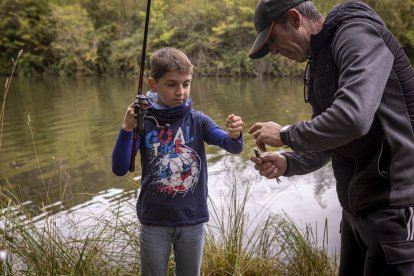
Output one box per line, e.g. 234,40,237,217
109,31,142,75
0,0,413,76
0,0,54,74
48,3,98,75
364,0,414,62
80,0,144,74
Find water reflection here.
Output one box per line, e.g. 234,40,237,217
0,76,340,252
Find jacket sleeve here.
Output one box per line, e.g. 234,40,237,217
282,21,394,154
111,129,138,176
281,151,331,176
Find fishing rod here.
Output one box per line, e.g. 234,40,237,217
129,0,169,172
129,0,152,172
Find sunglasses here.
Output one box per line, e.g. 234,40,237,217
303,60,312,103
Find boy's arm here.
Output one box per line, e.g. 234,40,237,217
111,129,137,176
112,105,139,176
202,114,243,154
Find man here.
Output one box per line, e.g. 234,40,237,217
248,0,414,275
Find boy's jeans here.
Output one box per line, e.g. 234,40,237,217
140,223,205,276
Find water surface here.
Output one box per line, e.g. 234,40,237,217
0,76,340,254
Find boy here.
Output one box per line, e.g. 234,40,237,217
112,47,243,275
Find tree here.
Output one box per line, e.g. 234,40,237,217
0,0,54,74
48,3,98,75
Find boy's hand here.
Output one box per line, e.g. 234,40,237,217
226,114,243,139
121,103,136,132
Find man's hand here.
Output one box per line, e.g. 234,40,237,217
248,121,283,151
250,151,287,179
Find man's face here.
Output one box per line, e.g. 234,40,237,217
266,20,309,63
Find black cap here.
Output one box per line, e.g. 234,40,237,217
249,0,309,59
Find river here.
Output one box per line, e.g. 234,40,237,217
0,76,340,255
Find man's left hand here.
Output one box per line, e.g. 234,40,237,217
248,121,283,150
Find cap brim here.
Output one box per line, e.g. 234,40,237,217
248,21,274,59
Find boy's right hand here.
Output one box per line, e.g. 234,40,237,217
121,103,136,132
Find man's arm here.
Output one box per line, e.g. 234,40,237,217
281,150,331,176
282,22,394,154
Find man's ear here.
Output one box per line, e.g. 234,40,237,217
148,77,157,91
288,9,301,29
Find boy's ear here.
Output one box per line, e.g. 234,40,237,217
148,78,157,91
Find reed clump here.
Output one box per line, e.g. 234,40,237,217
202,180,338,276
1,179,338,275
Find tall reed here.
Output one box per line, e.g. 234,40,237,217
0,192,136,275
202,178,338,275
1,50,23,152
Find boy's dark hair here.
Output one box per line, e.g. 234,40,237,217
150,47,194,81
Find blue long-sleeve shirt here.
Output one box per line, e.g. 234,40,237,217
112,92,243,226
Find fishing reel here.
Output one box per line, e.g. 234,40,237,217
134,94,170,133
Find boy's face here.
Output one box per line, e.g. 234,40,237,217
148,71,192,107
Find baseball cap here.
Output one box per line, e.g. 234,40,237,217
249,0,309,59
